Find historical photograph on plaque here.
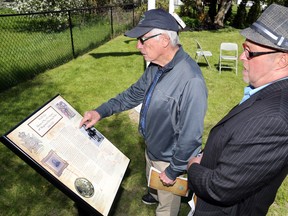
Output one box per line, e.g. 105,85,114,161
0,94,130,216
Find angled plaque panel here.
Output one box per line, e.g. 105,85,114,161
0,94,130,216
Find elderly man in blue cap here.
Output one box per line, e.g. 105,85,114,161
187,4,288,216
80,8,207,216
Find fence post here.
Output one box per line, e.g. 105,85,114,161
68,10,76,58
110,6,114,37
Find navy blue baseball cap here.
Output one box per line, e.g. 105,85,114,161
125,8,179,38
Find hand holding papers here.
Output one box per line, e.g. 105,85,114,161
148,167,189,197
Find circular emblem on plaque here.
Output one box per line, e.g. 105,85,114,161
74,177,94,198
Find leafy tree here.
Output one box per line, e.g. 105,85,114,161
13,0,85,31
14,0,85,13
155,0,169,10
84,0,107,7
179,0,197,17
266,0,288,6
134,0,169,23
246,0,261,26
194,0,205,16
208,0,217,23
214,0,232,27
223,4,233,26
232,0,247,29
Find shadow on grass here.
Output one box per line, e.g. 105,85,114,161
0,80,59,137
89,51,141,59
197,62,212,68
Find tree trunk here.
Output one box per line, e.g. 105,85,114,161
214,0,232,27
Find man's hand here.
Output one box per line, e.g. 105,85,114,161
159,171,176,186
187,153,203,170
79,110,101,129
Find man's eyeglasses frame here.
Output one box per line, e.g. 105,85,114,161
242,43,283,60
137,33,162,45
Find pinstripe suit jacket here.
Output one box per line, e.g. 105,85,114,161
188,79,288,216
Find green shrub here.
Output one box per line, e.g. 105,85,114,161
182,16,201,30
246,0,261,26
232,0,247,29
179,0,196,17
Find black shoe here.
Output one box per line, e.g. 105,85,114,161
142,193,158,205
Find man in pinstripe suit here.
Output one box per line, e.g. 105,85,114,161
187,4,288,216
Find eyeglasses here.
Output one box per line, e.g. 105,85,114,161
137,33,162,44
242,43,282,60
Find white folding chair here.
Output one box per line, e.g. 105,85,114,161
195,40,212,68
219,42,238,75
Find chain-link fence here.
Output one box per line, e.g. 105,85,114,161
0,4,139,92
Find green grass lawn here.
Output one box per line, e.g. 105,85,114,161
0,28,287,216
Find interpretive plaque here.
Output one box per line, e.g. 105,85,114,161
0,94,130,216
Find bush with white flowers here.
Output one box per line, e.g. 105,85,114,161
13,0,85,31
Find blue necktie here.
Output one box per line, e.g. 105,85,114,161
240,85,254,104
140,69,163,137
